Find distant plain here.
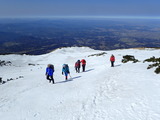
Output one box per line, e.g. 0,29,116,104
0,18,160,55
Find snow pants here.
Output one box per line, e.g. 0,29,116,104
64,72,69,80
111,61,114,67
75,67,80,73
82,64,86,72
46,75,54,84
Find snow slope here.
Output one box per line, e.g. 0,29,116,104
0,47,160,120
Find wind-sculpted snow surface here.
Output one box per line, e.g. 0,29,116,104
0,47,160,120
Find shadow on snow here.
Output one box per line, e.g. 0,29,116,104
114,64,121,67
84,68,94,72
56,76,81,84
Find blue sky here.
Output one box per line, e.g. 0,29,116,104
0,0,160,18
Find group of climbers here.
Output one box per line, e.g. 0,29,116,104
74,59,86,73
45,55,115,84
45,59,87,84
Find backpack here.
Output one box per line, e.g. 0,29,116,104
77,60,81,67
75,62,78,67
81,59,86,64
63,64,68,69
63,64,69,73
49,64,54,70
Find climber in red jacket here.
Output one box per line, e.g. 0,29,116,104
80,59,86,72
110,55,115,67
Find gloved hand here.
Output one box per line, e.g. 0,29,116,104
62,72,63,75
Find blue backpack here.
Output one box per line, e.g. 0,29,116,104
62,64,69,73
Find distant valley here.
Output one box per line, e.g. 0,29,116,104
0,18,160,55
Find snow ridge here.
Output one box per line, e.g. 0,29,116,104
0,47,160,120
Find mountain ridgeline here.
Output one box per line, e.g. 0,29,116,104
0,18,160,55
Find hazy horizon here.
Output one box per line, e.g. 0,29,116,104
0,15,160,20
1,0,160,18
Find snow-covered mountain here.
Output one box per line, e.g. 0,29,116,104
0,47,160,120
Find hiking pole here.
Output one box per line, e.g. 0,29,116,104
69,73,72,78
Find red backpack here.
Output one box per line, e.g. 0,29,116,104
81,59,86,65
